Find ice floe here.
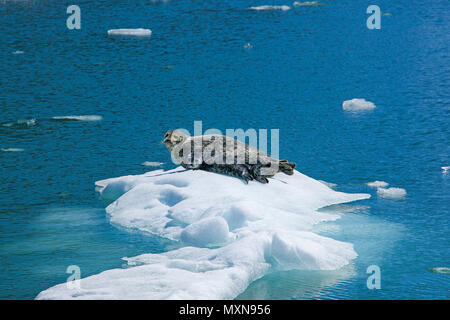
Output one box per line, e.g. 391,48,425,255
441,166,449,174
1,148,24,152
51,115,102,122
342,98,376,111
16,118,36,126
250,5,291,11
141,161,163,167
428,267,450,275
366,181,389,188
293,1,325,7
2,118,36,127
37,167,370,300
377,187,406,199
107,29,152,37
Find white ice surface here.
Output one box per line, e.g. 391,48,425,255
366,181,389,188
293,1,323,7
37,167,370,300
52,115,102,122
107,29,152,37
429,267,450,274
342,98,376,111
250,5,291,11
377,187,407,199
141,161,164,167
1,148,24,152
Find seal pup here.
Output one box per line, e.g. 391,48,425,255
163,129,296,184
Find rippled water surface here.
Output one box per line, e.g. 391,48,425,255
0,0,449,299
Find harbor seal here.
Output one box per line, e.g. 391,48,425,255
163,129,296,184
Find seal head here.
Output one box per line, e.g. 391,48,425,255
163,129,188,152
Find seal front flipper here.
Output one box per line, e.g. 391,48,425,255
225,164,254,184
253,174,269,184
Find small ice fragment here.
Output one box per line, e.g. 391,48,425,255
318,180,337,189
3,119,36,127
52,115,102,122
441,166,449,173
428,267,450,275
250,5,291,11
107,28,152,37
141,161,163,167
366,181,389,188
11,50,24,55
342,98,376,111
377,187,406,199
1,148,24,152
17,118,36,126
293,1,325,7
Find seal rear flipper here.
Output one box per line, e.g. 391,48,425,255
279,160,296,175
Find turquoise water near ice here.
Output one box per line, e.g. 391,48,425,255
0,0,449,299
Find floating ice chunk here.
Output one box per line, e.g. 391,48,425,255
107,29,152,37
366,181,389,188
250,5,291,11
11,50,24,55
318,180,337,189
2,118,36,127
17,118,36,126
94,168,369,240
377,187,406,199
141,161,163,167
293,1,325,7
342,98,376,111
1,148,24,152
38,167,370,300
52,115,102,122
37,230,357,300
428,267,450,275
442,166,449,174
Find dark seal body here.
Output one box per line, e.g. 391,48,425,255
163,130,296,184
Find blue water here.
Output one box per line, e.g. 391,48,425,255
0,0,448,299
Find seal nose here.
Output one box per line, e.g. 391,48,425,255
163,133,170,144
